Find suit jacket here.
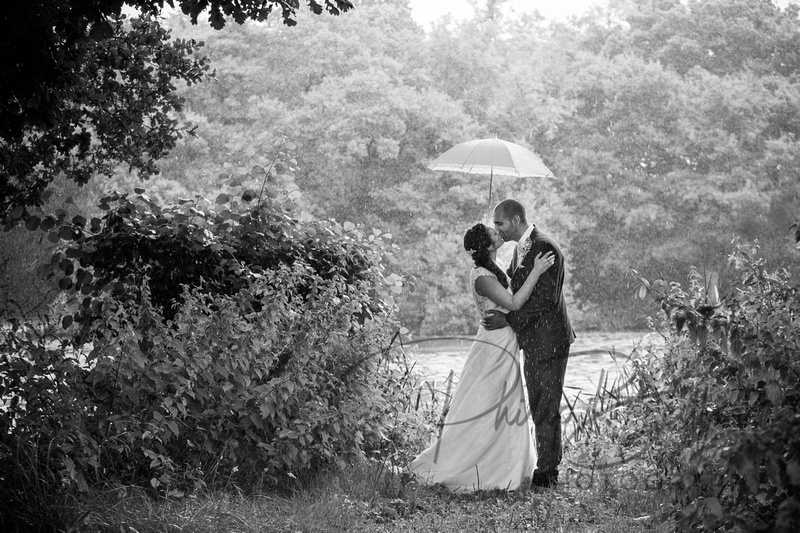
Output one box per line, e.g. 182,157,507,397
505,226,574,362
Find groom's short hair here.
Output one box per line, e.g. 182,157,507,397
496,199,527,224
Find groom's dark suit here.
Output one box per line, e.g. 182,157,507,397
505,226,574,481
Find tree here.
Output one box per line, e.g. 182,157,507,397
528,0,800,327
600,0,800,77
0,0,354,223
274,5,483,332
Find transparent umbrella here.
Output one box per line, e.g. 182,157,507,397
428,136,555,212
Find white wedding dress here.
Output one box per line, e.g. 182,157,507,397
408,266,536,492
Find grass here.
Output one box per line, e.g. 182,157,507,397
72,444,676,532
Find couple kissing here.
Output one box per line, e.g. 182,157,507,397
409,198,575,493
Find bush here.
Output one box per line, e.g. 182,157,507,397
0,226,58,319
0,179,422,531
620,243,800,531
0,317,95,532
79,269,402,488
33,168,390,338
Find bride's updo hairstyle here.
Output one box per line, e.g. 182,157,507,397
463,223,509,289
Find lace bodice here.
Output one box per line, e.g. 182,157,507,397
470,267,510,320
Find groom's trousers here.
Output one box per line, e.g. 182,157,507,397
523,344,570,477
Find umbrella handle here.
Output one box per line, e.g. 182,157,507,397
487,169,493,216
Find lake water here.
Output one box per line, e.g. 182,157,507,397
405,331,664,407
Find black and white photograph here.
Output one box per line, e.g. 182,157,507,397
2,1,799,531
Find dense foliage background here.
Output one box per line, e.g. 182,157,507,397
6,0,798,334
142,0,800,332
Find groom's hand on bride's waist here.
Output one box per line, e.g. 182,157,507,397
482,310,508,330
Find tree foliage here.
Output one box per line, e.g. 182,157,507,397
0,0,353,221
540,0,800,328
5,0,800,333
40,0,791,334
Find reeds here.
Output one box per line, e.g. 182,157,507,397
563,347,643,444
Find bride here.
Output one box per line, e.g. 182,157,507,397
408,223,554,492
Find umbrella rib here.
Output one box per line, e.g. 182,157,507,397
459,143,489,173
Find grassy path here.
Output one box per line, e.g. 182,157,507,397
95,457,674,532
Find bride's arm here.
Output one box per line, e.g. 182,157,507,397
475,252,554,311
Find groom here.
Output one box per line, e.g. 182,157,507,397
484,199,575,489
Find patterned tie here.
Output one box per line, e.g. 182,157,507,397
511,247,519,272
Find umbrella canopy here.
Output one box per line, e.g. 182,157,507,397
428,137,554,211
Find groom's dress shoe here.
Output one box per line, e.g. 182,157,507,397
531,470,558,489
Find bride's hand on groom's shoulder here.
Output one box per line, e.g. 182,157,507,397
531,251,555,276
483,309,508,330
